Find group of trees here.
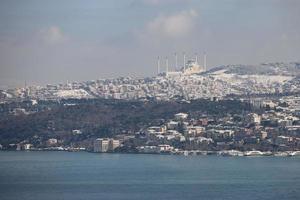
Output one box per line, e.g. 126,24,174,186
0,98,250,146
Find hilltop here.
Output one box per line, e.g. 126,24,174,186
0,62,300,102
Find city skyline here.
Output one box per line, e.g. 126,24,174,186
1,2,300,200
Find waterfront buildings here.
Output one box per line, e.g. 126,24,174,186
46,138,58,146
93,138,120,153
1,60,300,156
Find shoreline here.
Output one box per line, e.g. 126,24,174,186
1,149,300,157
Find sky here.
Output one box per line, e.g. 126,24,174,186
0,0,299,88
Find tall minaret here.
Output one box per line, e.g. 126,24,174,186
165,56,169,76
175,53,178,69
195,53,198,64
183,52,186,71
204,52,207,71
157,56,160,75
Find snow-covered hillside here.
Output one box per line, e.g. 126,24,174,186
2,62,300,102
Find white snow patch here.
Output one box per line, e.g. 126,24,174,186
55,89,91,99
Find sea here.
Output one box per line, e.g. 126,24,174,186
0,151,299,200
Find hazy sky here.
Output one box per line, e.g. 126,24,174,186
0,0,299,87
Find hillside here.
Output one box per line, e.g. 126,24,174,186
0,99,250,146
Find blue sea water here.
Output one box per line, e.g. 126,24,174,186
0,151,299,200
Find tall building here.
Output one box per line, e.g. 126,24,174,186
110,140,120,151
94,138,109,152
93,138,120,152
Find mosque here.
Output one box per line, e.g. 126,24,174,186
157,53,207,77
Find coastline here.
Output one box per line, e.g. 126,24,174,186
1,149,300,157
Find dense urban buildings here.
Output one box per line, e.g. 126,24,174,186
1,62,300,103
1,61,300,156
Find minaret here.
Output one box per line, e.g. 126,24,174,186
24,80,28,98
157,56,160,75
183,52,186,71
175,53,178,69
195,53,198,64
204,52,207,71
165,56,169,76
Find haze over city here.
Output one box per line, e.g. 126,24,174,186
0,0,299,88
